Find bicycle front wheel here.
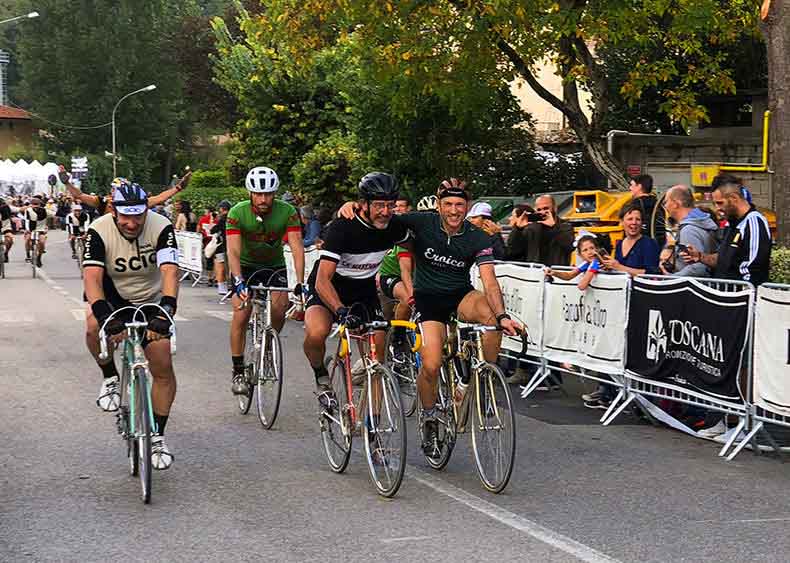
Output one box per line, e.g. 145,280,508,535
363,366,407,498
31,244,36,278
320,356,352,473
134,367,153,504
237,312,259,414
256,327,283,429
76,238,85,278
470,362,516,494
384,327,418,417
423,362,457,470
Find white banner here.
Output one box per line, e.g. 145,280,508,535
477,262,544,356
284,244,320,287
542,273,629,375
175,230,203,276
753,285,790,416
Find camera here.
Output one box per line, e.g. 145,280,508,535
525,212,547,222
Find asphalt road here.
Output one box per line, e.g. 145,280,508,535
3,229,790,563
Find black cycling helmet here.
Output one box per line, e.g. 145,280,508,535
358,172,399,201
218,199,232,211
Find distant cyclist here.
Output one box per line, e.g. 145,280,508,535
82,183,180,470
226,166,305,395
66,204,90,259
23,197,52,266
0,196,13,262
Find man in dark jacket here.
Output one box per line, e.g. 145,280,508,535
682,174,772,285
506,194,574,266
629,174,657,238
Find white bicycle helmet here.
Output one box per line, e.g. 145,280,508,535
417,195,438,211
245,166,280,193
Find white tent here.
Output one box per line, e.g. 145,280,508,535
0,158,63,196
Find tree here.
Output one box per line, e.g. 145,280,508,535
761,0,790,244
10,0,201,184
261,0,757,191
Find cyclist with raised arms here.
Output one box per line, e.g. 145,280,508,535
63,168,192,216
226,166,305,396
338,178,521,458
82,183,180,470
303,172,410,405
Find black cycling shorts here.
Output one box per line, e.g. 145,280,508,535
305,287,384,324
414,287,474,324
378,274,402,300
242,266,288,288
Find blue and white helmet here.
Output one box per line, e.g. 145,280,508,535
245,166,279,193
113,183,148,215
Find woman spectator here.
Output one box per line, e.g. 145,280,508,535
601,204,660,276
300,205,322,247
466,201,506,260
174,200,193,231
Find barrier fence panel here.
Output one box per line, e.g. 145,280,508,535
620,275,754,459
284,245,320,288
175,230,203,286
748,283,790,455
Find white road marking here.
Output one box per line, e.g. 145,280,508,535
410,469,621,563
0,312,34,324
380,535,436,544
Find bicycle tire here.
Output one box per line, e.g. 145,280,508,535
256,327,283,429
237,309,259,414
31,242,36,279
363,366,407,498
470,362,516,494
384,327,418,417
0,244,5,279
76,238,84,279
134,367,153,504
320,356,352,473
422,362,457,470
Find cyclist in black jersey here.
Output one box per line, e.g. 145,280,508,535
303,172,409,403
338,178,521,458
0,197,13,262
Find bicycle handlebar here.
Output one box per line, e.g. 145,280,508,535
98,303,177,361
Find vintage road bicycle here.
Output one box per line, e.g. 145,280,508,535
419,318,525,493
319,310,420,498
99,303,177,504
235,268,300,430
383,303,422,417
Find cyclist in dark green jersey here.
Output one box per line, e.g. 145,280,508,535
339,178,521,458
226,166,305,395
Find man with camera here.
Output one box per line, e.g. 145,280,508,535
658,185,718,277
506,194,574,266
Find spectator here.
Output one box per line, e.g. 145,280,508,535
506,194,574,266
681,174,772,285
211,200,232,297
602,204,660,276
197,206,217,243
546,234,601,291
629,174,657,237
658,185,718,277
300,205,322,247
55,196,70,229
394,197,411,215
45,198,57,229
466,201,506,260
174,200,196,231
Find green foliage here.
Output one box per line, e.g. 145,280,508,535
189,169,228,191
770,247,790,284
175,186,247,211
291,132,368,207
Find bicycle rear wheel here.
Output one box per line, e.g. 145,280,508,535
471,362,516,494
363,366,407,498
320,356,352,473
76,238,84,279
31,243,36,278
134,367,153,504
423,362,457,470
384,327,418,417
0,244,5,279
237,311,259,414
256,327,283,429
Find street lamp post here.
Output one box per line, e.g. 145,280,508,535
111,84,156,176
0,12,39,26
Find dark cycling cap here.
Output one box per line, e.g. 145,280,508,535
218,200,232,210
359,172,399,201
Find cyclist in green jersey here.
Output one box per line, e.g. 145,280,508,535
339,179,521,458
226,166,305,395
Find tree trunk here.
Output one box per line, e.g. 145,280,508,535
584,139,629,191
763,0,790,245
